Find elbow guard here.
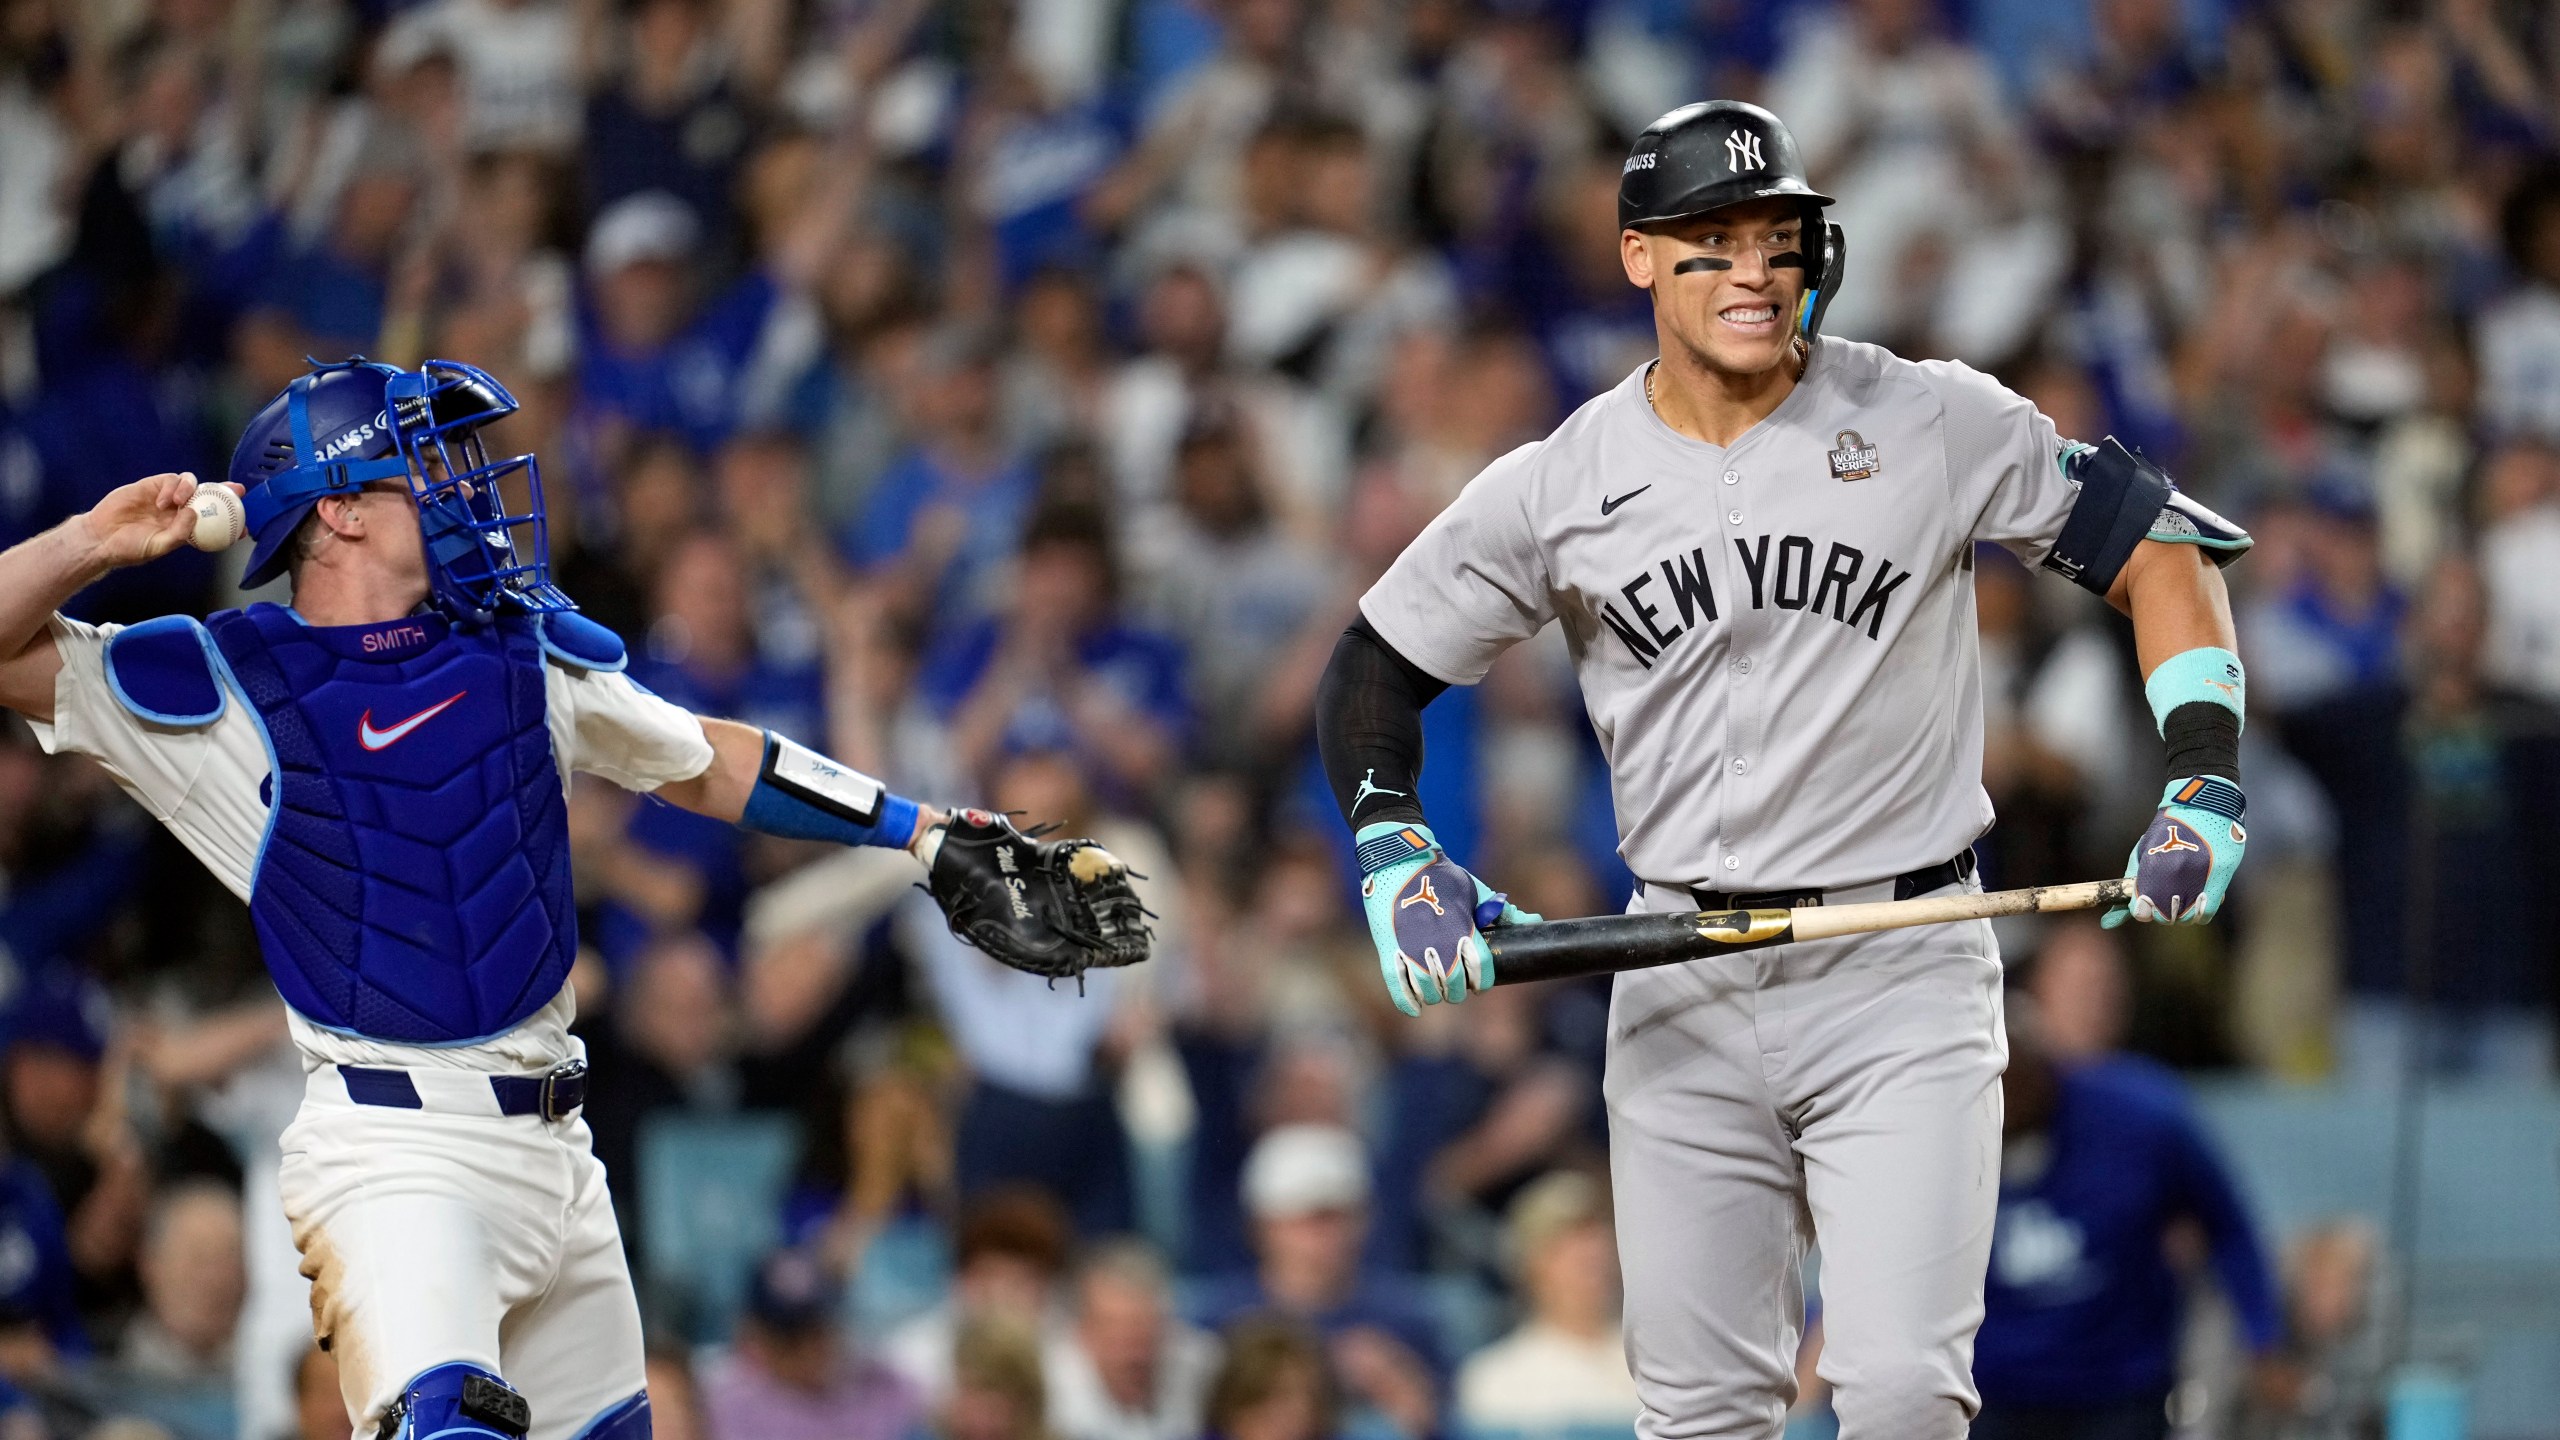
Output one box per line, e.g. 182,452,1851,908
739,732,919,849
2042,438,2251,596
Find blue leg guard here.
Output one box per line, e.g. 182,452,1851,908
378,1363,532,1439
569,1391,651,1440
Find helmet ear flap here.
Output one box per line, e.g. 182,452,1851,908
1797,221,1847,340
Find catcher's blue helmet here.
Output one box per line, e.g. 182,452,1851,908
232,358,570,622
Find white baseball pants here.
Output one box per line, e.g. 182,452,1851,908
277,1065,649,1439
1606,878,2006,1438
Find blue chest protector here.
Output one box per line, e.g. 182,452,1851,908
113,604,624,1044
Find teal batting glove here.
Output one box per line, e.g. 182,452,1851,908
2103,777,2247,927
1355,822,1541,1017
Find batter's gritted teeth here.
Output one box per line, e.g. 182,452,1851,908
1721,305,1778,324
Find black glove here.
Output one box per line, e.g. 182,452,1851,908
920,809,1152,983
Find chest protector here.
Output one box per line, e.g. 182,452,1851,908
204,604,576,1044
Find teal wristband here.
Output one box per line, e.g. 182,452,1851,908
2143,646,2245,734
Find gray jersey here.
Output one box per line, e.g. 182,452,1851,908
1361,337,2078,894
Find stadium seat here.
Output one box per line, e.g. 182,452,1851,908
637,1113,798,1342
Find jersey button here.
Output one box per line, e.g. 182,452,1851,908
1722,470,1739,485
1733,657,1753,674
1727,509,1743,525
1723,856,1741,870
1731,757,1748,774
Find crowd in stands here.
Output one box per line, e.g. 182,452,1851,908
0,0,2557,1435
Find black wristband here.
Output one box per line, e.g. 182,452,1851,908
2161,701,2241,783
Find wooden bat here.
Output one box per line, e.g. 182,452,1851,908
1484,877,2134,987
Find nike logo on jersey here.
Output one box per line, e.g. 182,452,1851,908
1352,769,1407,813
1600,486,1652,516
358,692,467,751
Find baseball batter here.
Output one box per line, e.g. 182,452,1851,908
1316,102,2252,1437
0,359,1144,1439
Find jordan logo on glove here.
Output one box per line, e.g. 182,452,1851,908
2146,824,2204,856
1400,876,1446,915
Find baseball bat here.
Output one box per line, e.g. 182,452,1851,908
1483,877,2134,986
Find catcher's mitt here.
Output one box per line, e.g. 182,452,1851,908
921,809,1152,983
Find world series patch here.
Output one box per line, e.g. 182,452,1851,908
1828,430,1880,481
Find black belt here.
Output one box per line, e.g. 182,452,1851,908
340,1059,589,1121
1687,848,1975,913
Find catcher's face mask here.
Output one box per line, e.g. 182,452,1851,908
385,359,572,624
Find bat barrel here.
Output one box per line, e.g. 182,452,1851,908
1484,909,1795,986
1481,877,2137,987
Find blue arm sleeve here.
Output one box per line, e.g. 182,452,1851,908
2172,1106,2284,1351
737,732,921,850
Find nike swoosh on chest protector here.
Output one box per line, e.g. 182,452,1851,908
357,691,468,750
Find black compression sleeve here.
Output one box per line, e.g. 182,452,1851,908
1317,616,1447,830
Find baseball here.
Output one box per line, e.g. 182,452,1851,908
187,484,245,552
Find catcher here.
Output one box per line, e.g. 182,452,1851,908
0,358,1147,1440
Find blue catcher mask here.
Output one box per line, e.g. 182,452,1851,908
383,359,572,622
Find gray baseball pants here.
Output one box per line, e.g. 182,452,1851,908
1606,876,2005,1438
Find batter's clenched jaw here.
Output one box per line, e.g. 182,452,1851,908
1622,197,1808,382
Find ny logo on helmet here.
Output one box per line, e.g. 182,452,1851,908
1726,129,1764,172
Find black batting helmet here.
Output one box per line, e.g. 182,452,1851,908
1619,100,1847,339
1618,100,1830,229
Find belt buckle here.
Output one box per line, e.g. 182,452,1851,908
539,1059,588,1122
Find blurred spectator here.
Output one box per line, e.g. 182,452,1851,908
1,962,150,1330
1373,979,1597,1276
1049,1238,1221,1440
0,1136,82,1381
1454,1170,1637,1433
1139,412,1330,770
235,124,425,394
2388,551,2554,1076
1974,548,2138,888
2247,487,2415,1052
2239,1220,2389,1440
2477,439,2560,703
1101,263,1232,525
383,0,588,154
2479,164,2560,441
886,1189,1074,1407
1191,1125,1441,1439
113,1181,244,1385
1223,116,1453,408
582,0,768,244
928,504,1187,801
703,1248,921,1440
582,930,741,1256
842,325,1041,630
942,1315,1053,1440
1973,1004,2281,1438
908,748,1162,1236
2026,921,2132,1065
997,272,1113,462
1768,0,2042,351
576,190,785,454
1200,1317,1339,1440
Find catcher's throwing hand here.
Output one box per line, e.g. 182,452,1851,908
2106,776,2247,926
76,473,241,570
916,808,1152,981
1355,822,1540,1016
